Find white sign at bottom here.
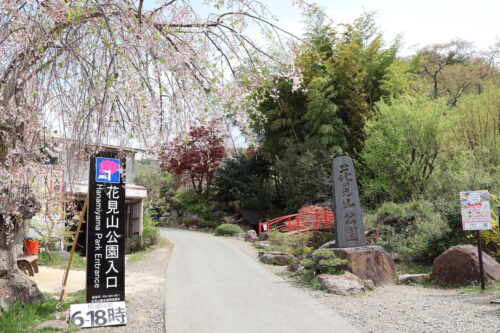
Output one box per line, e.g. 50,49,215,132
70,301,127,328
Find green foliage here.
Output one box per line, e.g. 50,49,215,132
214,224,244,236
299,11,399,155
360,96,448,206
181,216,203,227
448,84,500,166
0,292,83,332
185,203,207,213
213,152,274,210
308,231,334,249
300,249,349,275
481,194,500,260
135,159,172,208
174,189,199,209
380,57,424,98
267,231,313,255
365,201,449,260
129,234,143,253
142,226,160,248
37,251,86,270
129,212,159,252
267,230,291,251
198,220,221,229
273,144,331,212
396,262,432,275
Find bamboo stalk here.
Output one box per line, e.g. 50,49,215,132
59,197,88,302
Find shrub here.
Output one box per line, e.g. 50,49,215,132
365,201,449,261
182,216,203,227
186,203,207,213
198,220,221,229
309,231,334,249
481,193,500,260
268,230,290,251
175,188,199,209
142,226,160,247
300,249,349,275
215,224,244,236
129,234,143,253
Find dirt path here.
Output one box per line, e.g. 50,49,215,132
163,228,358,333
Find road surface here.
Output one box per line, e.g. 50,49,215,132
162,228,358,333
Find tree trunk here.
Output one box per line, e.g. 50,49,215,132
0,217,43,310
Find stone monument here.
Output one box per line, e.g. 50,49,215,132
329,156,395,286
332,156,365,248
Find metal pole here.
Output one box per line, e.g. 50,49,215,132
476,230,485,290
60,197,88,301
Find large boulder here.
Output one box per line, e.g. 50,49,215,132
317,272,365,295
431,244,500,284
329,246,395,286
244,230,258,242
233,233,246,240
258,251,294,266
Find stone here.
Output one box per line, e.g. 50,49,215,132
244,230,258,242
254,241,271,249
431,244,500,285
398,274,429,284
318,240,336,249
363,279,375,290
189,225,198,231
258,251,295,266
317,272,365,295
258,232,270,241
289,262,304,274
36,320,69,329
0,267,43,309
329,246,395,286
233,233,246,240
55,310,70,320
332,156,365,248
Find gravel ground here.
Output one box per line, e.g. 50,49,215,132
227,236,500,333
306,284,499,333
83,240,172,333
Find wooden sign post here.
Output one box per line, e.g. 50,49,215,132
459,190,492,290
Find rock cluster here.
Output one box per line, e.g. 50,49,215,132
328,246,395,286
431,244,500,284
258,251,294,266
397,274,429,284
244,230,258,242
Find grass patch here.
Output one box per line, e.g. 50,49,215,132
37,251,86,270
396,261,432,275
298,270,322,291
0,291,85,333
128,237,168,264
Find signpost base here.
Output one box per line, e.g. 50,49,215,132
476,230,485,290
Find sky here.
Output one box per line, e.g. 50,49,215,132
269,0,499,55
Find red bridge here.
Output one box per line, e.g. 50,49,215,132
258,207,334,234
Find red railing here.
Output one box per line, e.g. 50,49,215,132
258,208,334,234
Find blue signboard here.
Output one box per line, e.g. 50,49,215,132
95,157,121,183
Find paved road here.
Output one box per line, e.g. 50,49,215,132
162,228,358,333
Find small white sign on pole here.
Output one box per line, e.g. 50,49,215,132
70,301,127,328
460,190,492,231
